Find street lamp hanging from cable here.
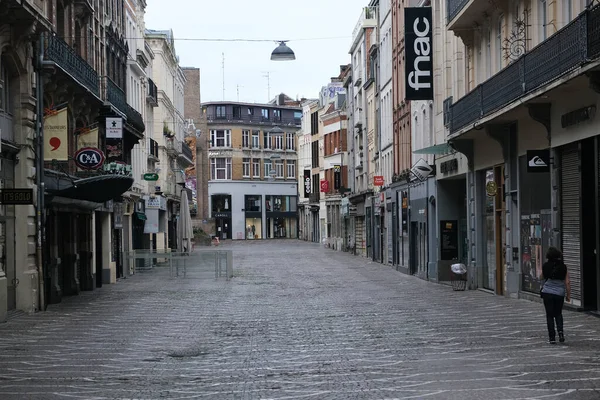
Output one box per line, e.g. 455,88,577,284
271,41,296,61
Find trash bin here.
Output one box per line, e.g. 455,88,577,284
450,263,468,291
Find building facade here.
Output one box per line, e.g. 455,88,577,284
345,5,378,258
443,0,600,310
146,30,193,252
203,101,301,240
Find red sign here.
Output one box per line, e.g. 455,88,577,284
374,176,385,186
320,180,329,193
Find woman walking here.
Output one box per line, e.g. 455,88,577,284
540,247,571,344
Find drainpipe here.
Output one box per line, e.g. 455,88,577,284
35,33,54,311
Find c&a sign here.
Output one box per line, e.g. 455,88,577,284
74,147,105,170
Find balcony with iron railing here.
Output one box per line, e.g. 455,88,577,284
166,137,183,156
125,103,145,134
351,6,377,52
149,138,160,160
100,76,127,116
181,141,194,164
147,78,158,107
44,33,99,97
206,113,301,127
446,5,600,135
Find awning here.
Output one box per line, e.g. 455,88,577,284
44,169,134,204
412,143,454,155
134,212,147,221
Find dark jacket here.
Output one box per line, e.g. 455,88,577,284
542,259,567,281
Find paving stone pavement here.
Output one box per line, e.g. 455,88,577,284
1,240,600,400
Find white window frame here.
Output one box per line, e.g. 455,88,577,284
242,130,250,148
252,158,260,177
252,130,260,148
285,132,294,150
286,160,296,179
274,134,283,150
210,158,231,180
210,129,231,148
264,160,272,178
539,0,547,42
242,158,250,177
275,160,284,178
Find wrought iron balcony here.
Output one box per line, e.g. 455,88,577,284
447,6,600,135
181,142,194,163
309,192,320,204
206,113,301,127
104,77,127,115
125,103,145,134
147,78,158,107
44,33,99,97
166,137,182,156
149,138,160,160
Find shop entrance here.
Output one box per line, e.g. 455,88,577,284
215,217,231,240
482,166,505,294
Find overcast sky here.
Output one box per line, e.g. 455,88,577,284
144,0,370,104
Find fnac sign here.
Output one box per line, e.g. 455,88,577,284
74,147,105,170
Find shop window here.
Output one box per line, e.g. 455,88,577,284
245,195,261,212
519,155,551,294
211,194,231,213
245,217,262,239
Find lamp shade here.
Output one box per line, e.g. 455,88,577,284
271,41,296,61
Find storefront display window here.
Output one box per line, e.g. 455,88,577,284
245,195,261,212
519,155,551,294
266,195,297,212
245,217,262,239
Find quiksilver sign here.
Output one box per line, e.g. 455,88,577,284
74,147,105,170
405,7,433,101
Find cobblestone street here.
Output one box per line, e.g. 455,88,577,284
1,241,600,399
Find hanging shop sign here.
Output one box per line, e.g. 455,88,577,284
43,107,68,161
334,165,341,190
76,127,99,150
143,173,159,181
74,147,105,170
411,158,434,181
0,188,34,205
405,7,433,100
486,181,498,197
374,176,384,186
320,179,330,193
526,149,550,173
303,170,311,197
106,117,123,139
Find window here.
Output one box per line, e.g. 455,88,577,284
497,16,504,72
248,107,254,116
486,27,492,77
294,111,302,124
564,0,572,25
245,195,261,212
539,0,547,41
242,130,250,148
242,158,250,177
252,130,260,148
263,131,271,149
275,160,284,178
261,108,269,121
286,132,295,150
286,160,296,179
210,158,232,180
252,158,260,177
273,109,281,122
0,61,10,113
274,134,283,150
215,105,226,119
264,160,272,178
210,129,231,148
233,106,241,119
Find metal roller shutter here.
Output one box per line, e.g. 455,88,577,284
355,216,364,254
561,145,581,302
387,210,393,264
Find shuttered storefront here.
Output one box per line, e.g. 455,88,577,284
561,145,582,302
387,209,393,264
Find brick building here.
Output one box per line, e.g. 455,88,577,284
202,101,301,240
